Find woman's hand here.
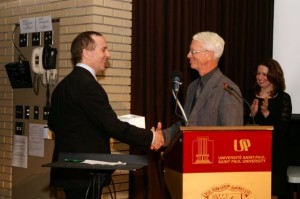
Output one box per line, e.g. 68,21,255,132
250,99,259,117
260,97,270,117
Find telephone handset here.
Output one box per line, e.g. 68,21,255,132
31,47,45,75
42,45,57,70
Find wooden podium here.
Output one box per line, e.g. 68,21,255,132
162,126,273,199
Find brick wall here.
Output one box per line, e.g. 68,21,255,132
0,0,133,198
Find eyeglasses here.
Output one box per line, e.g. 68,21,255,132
189,49,208,55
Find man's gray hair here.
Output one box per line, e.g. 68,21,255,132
192,31,225,60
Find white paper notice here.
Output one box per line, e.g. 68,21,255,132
118,114,145,129
36,16,53,32
12,135,28,168
29,123,45,157
20,17,36,34
81,160,126,166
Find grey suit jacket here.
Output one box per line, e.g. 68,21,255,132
163,68,243,146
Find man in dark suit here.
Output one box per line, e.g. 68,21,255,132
163,31,243,145
48,31,164,198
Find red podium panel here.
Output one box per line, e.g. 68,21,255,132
163,126,273,199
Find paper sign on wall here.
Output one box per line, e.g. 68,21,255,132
20,16,52,34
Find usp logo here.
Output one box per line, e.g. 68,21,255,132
234,139,251,152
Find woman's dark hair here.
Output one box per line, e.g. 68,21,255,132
71,31,102,66
253,58,286,97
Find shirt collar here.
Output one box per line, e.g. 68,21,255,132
200,67,218,88
76,63,97,80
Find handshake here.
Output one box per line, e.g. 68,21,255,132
150,122,164,151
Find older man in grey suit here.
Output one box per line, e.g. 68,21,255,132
163,31,243,146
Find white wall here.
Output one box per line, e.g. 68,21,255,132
273,0,300,114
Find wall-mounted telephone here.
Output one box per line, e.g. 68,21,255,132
31,45,57,74
31,45,58,95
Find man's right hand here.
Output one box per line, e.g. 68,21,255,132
151,122,164,151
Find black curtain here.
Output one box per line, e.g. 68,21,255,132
131,0,274,198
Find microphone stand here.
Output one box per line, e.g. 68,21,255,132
171,90,189,126
162,90,189,161
224,85,256,125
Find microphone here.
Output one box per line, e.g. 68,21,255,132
171,71,182,95
170,71,189,126
223,83,256,125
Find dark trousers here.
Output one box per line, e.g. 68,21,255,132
63,173,110,199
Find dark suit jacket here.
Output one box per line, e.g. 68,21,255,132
163,68,243,145
48,66,153,188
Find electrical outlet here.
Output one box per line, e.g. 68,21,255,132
15,122,24,135
44,31,53,45
34,106,39,120
43,69,58,85
24,105,30,119
15,105,23,119
19,33,28,47
43,106,50,120
32,32,41,46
